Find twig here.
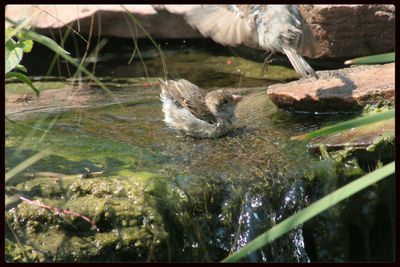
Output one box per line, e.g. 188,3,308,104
12,93,32,104
19,195,99,232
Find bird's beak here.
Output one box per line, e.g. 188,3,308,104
232,95,243,105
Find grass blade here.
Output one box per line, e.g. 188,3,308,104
6,71,40,96
291,109,394,141
6,18,111,95
344,52,395,65
120,5,168,79
5,149,51,183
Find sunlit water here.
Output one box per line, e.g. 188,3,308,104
5,39,363,262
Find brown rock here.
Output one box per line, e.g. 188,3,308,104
5,5,394,58
267,63,394,112
299,5,395,58
5,5,202,39
307,118,394,155
6,5,156,28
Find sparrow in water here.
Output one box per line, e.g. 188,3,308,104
159,79,243,138
166,5,318,79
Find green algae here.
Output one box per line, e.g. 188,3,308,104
6,171,174,262
5,116,166,181
300,116,394,262
161,52,299,87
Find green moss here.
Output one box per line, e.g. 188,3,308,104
5,238,47,263
5,118,166,182
5,173,174,262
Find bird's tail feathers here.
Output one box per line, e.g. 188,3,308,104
158,78,168,86
283,46,318,79
159,79,170,102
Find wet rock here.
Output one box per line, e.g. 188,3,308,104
302,103,394,262
307,118,394,156
267,63,394,112
5,174,172,262
6,5,394,59
303,120,394,262
304,156,394,262
299,5,395,58
4,165,239,262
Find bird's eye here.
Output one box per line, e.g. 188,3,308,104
222,99,229,104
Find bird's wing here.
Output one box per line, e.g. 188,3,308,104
297,15,317,58
184,5,259,48
286,5,317,58
161,79,217,123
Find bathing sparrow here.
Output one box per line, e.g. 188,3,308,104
159,79,243,138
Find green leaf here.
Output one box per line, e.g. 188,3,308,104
345,52,395,65
15,64,27,73
5,39,23,74
222,161,395,262
291,109,395,141
5,38,18,50
24,31,70,56
17,30,28,41
21,39,33,53
5,27,16,39
7,19,111,97
5,72,40,96
5,18,31,44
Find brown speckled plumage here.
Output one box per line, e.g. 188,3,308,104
159,79,243,138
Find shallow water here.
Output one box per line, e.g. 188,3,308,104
5,82,354,262
5,40,371,262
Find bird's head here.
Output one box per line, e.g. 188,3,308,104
205,89,243,121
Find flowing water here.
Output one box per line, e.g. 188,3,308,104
6,38,390,262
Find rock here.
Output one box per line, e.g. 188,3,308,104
5,5,158,28
304,110,395,262
267,63,394,112
299,5,395,58
307,117,394,158
5,173,172,262
5,5,202,39
5,5,394,59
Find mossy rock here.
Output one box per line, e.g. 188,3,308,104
307,117,394,168
5,173,175,262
